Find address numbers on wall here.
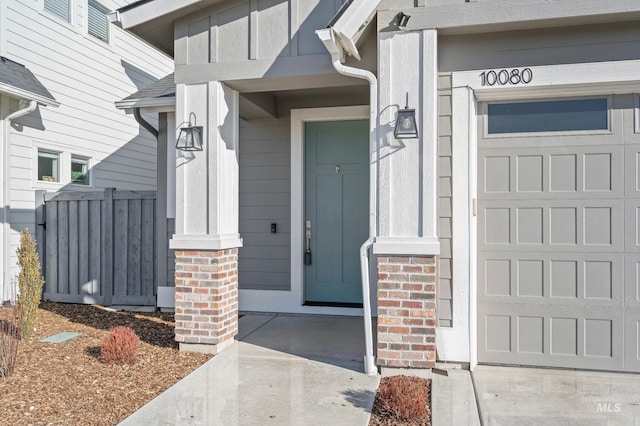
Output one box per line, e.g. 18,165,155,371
480,68,533,87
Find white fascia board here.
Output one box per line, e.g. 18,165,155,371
115,97,176,112
116,0,202,29
0,84,60,107
394,0,640,34
331,0,382,60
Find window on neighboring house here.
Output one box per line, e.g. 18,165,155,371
38,150,60,182
71,155,90,185
44,0,71,22
88,0,109,43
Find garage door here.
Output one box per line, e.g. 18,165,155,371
478,94,640,372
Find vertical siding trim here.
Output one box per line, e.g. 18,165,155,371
250,0,258,60
289,0,298,56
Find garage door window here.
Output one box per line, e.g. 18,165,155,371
488,98,608,135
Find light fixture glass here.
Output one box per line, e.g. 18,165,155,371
176,112,203,151
394,94,419,139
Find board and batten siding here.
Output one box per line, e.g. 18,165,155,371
2,0,172,287
239,117,291,291
177,0,347,65
437,73,453,327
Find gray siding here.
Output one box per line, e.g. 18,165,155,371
437,73,453,327
239,118,291,291
177,0,346,65
439,21,640,72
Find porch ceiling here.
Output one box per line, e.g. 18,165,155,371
239,84,369,120
224,70,367,94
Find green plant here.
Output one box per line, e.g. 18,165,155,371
17,228,45,340
0,303,21,378
71,171,87,184
376,375,430,422
100,326,140,365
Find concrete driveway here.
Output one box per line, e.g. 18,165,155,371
472,365,640,426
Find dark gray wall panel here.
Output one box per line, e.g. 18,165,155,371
239,118,291,291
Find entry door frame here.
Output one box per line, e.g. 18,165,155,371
291,106,369,311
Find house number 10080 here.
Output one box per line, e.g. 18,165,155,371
480,68,533,86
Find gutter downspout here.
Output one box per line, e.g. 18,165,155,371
133,107,159,139
317,28,378,375
3,100,37,301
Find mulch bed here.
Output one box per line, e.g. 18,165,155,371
0,301,211,425
369,376,432,426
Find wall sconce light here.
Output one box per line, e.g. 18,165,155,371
394,95,419,139
176,112,203,151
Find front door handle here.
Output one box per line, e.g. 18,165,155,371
305,225,312,265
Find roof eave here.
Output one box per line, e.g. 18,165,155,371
0,83,60,108
112,0,201,30
115,97,176,112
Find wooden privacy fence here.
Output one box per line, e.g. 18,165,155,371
36,188,158,306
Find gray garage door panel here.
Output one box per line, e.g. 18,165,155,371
624,255,640,371
478,253,624,307
478,304,623,371
478,94,638,372
478,200,624,253
478,145,624,201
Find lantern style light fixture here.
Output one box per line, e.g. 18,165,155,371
176,112,203,151
394,94,419,139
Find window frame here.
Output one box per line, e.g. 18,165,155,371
43,0,72,24
483,96,613,139
33,145,94,189
37,149,61,184
70,154,92,186
87,0,110,43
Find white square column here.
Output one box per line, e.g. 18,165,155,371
374,29,439,256
170,81,242,251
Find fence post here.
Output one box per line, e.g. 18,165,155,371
102,188,115,306
35,190,46,297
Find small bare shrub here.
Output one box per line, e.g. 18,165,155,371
0,303,21,378
17,228,45,340
376,375,430,422
100,326,140,365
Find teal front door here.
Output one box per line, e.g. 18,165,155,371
304,120,369,305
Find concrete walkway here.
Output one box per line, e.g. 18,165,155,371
120,314,380,425
119,314,640,425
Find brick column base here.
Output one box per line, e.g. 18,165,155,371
376,256,437,369
174,248,238,354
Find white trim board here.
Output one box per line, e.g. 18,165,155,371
239,105,370,315
452,59,640,101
